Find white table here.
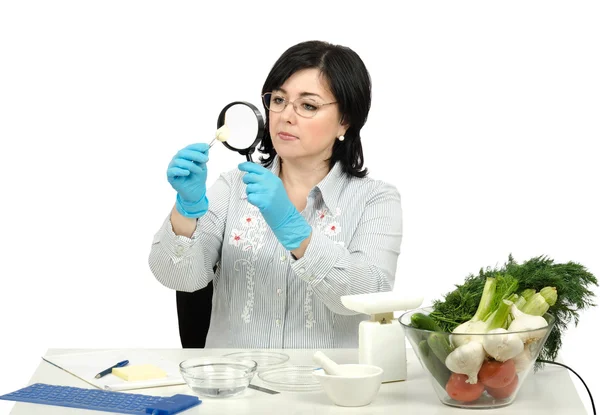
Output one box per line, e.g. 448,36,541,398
5,348,587,414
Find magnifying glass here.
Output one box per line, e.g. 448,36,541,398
209,101,265,162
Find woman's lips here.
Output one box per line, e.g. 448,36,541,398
278,132,298,141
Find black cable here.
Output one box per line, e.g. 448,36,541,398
537,359,596,415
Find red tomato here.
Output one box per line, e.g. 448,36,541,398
445,373,485,403
486,374,519,399
478,359,516,388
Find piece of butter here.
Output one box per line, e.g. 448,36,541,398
112,364,167,381
215,125,230,142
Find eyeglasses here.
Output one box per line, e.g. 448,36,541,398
261,92,337,118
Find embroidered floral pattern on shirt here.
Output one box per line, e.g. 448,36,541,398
304,284,316,329
229,230,246,247
301,206,345,329
229,207,267,323
241,214,258,228
323,221,341,236
315,207,343,245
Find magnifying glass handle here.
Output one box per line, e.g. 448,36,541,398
246,153,253,162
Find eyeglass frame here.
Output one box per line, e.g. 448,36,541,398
261,92,338,118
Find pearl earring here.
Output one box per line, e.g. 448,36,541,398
338,135,345,141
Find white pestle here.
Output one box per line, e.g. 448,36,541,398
313,351,345,376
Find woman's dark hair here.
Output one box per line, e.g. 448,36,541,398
258,40,371,178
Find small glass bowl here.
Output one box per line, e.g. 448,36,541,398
179,357,257,398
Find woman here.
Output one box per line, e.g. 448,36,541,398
149,40,403,348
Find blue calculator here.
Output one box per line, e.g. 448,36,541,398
0,383,201,414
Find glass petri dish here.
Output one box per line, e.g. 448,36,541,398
258,365,321,392
223,351,289,371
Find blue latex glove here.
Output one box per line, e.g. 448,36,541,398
239,162,312,251
167,143,210,218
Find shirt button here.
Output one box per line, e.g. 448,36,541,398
276,288,282,295
299,268,305,274
309,275,315,282
275,319,281,326
280,255,287,262
175,245,184,256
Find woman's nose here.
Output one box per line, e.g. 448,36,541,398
280,102,297,123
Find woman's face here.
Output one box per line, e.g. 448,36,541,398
267,68,347,165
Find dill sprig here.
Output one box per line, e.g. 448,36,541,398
429,254,598,366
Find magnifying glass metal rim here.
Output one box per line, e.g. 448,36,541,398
217,101,265,162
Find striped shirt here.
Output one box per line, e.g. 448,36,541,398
149,156,403,349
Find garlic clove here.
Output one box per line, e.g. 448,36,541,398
445,341,486,384
483,328,524,362
513,347,532,373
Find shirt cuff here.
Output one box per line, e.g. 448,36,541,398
153,215,202,262
290,230,344,285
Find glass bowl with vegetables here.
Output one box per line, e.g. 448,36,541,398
400,305,555,408
399,255,598,409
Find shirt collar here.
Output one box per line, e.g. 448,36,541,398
313,159,345,211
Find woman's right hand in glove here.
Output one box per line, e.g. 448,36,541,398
167,143,210,218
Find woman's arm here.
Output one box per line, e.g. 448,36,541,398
290,182,403,315
170,205,198,238
148,173,231,292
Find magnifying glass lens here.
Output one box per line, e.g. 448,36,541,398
215,101,265,162
223,105,260,150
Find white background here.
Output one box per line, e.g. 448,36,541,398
1,1,598,413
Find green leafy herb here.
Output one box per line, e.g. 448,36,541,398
429,254,598,366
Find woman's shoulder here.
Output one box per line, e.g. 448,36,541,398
344,174,401,202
